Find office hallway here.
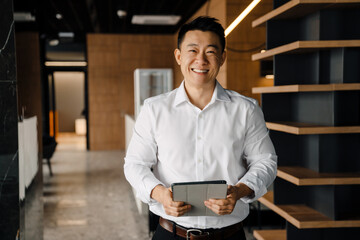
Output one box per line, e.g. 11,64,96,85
43,134,149,240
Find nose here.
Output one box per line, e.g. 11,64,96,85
196,52,208,64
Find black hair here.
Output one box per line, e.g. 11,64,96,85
177,16,225,52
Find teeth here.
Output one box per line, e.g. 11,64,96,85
192,69,208,73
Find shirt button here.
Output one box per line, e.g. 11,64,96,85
198,159,202,163
197,136,202,140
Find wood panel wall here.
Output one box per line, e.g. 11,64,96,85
226,0,273,103
16,32,43,157
87,34,175,150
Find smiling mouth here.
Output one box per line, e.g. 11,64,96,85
191,68,209,73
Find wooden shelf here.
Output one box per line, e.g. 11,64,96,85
258,191,360,228
253,229,286,240
252,40,360,61
252,0,360,27
266,122,360,135
252,83,360,94
277,166,360,185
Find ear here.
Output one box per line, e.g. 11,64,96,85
174,48,181,65
220,50,227,66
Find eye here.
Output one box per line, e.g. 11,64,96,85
206,48,218,54
188,49,196,53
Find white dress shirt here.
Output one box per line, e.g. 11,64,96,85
124,80,277,229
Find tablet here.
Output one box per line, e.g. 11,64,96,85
171,180,227,216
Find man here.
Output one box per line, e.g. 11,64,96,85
124,16,277,240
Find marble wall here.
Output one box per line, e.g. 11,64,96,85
0,0,20,239
16,32,44,240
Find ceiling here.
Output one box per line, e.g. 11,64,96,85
13,0,209,61
13,0,208,36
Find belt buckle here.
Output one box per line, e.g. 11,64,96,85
186,229,209,240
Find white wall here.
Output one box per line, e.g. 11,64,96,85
54,72,85,132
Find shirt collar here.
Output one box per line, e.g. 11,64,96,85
173,80,231,107
214,80,231,103
173,81,190,107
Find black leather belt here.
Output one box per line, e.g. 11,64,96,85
159,217,243,240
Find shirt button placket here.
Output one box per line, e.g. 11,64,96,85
197,112,206,227
197,113,204,180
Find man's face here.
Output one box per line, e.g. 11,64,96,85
174,30,226,88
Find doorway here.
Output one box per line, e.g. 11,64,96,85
54,71,86,149
46,68,89,150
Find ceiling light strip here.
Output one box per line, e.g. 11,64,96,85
45,61,87,67
225,0,261,37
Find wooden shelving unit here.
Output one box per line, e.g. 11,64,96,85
253,229,286,240
252,1,360,239
266,122,360,135
252,0,360,27
259,192,360,229
252,83,360,94
252,40,360,61
277,166,360,185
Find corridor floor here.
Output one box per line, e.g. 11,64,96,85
43,134,149,240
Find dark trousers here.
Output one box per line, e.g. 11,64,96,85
152,223,247,240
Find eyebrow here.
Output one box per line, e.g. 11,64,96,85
186,43,219,49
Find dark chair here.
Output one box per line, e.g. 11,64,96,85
42,135,57,176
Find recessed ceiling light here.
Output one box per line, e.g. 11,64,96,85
131,15,181,25
117,10,127,18
49,39,59,46
59,32,74,38
56,13,63,20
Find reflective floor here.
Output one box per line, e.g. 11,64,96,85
43,133,149,240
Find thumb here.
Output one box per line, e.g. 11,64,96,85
227,185,234,194
168,187,173,198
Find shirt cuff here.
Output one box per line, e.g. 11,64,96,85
238,177,267,204
141,176,164,205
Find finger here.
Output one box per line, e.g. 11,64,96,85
207,198,228,206
204,201,234,215
204,201,218,215
170,200,186,207
165,207,184,217
217,209,233,215
227,192,237,199
177,204,191,215
204,200,221,211
205,200,234,212
175,204,191,212
165,204,191,217
204,202,230,215
166,202,190,211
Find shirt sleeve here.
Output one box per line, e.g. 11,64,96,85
124,101,164,205
238,104,277,203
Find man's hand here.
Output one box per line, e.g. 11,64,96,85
204,183,254,215
151,185,191,217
